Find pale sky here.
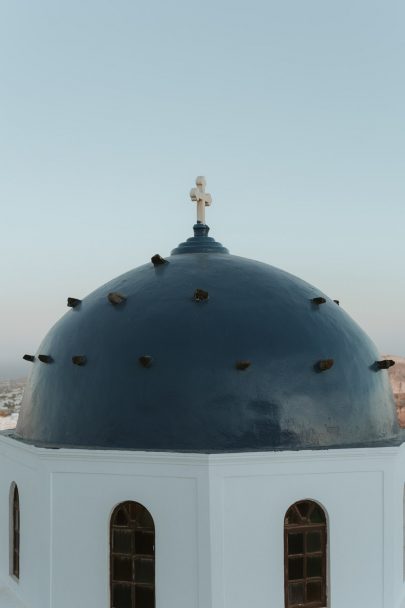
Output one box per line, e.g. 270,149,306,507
1,0,404,379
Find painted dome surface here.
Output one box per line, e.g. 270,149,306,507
15,226,399,451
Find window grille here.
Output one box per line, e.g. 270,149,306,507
110,501,155,608
284,500,327,608
10,483,20,579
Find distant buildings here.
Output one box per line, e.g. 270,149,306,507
385,356,405,427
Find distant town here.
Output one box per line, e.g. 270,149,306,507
1,356,405,432
0,378,25,430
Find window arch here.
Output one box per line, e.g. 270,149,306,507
110,501,155,608
284,500,327,608
9,482,20,579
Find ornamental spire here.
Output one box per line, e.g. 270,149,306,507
190,176,212,224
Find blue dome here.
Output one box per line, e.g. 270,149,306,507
15,225,400,451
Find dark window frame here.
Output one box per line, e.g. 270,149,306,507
9,482,20,580
110,501,155,608
284,500,327,608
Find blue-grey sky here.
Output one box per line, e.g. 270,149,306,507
1,0,404,379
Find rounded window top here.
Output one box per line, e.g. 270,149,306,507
285,501,326,526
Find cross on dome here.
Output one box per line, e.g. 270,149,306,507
190,176,212,224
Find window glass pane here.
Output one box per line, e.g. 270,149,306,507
113,557,132,582
114,508,128,527
309,505,325,524
288,557,304,580
288,532,304,555
288,582,304,604
297,502,310,519
307,581,322,602
112,584,132,608
12,485,20,578
285,506,301,525
285,500,327,607
113,530,132,554
130,502,154,528
111,501,155,608
135,531,154,555
135,586,154,608
307,556,322,577
13,555,19,577
306,531,321,553
135,557,155,584
139,509,154,529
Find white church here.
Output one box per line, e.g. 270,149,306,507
1,178,405,608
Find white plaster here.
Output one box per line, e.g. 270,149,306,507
0,587,28,607
0,433,404,608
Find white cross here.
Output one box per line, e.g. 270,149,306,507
190,176,212,224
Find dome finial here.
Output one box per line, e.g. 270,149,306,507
190,176,212,224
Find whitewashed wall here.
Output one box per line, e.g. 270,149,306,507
213,452,395,608
0,435,50,608
394,443,405,608
0,433,404,608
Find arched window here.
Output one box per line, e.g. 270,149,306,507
284,500,327,608
9,483,20,579
110,501,155,608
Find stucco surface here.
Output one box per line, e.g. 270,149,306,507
0,435,404,608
